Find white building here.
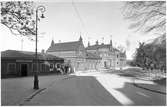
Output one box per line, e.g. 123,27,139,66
86,40,126,69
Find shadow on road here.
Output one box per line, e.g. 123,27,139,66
2,72,166,106
116,82,166,106
26,76,121,106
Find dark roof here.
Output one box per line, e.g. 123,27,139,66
47,41,81,52
86,44,110,50
86,52,101,59
119,52,126,57
1,50,64,60
86,44,119,52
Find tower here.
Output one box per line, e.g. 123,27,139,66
51,39,54,47
79,35,83,42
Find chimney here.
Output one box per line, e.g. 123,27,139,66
41,49,45,54
96,40,99,45
110,39,113,51
110,40,112,47
88,41,90,47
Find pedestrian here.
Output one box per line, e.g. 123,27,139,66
61,64,65,75
65,65,68,74
57,64,61,74
68,66,71,74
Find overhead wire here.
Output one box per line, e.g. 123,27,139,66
71,0,87,35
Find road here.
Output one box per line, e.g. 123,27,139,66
23,71,166,106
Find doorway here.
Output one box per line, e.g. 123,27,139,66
104,61,107,68
21,64,28,76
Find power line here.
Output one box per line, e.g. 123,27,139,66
71,0,87,33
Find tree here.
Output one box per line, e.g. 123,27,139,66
123,1,166,35
1,1,36,39
133,41,166,70
134,42,146,68
123,1,166,71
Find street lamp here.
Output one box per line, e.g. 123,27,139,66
34,5,46,89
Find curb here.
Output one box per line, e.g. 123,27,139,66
133,82,166,95
135,77,157,81
19,75,76,105
19,88,47,105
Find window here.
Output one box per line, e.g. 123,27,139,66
117,62,119,64
50,63,54,68
7,63,16,74
41,64,45,72
117,54,119,58
57,63,60,68
50,63,54,71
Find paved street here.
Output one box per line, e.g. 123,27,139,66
19,71,166,106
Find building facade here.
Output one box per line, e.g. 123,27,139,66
47,36,101,71
1,50,64,78
47,36,126,71
86,40,126,69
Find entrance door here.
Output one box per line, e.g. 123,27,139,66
21,64,28,76
104,61,107,68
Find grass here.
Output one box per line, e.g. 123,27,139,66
153,78,166,86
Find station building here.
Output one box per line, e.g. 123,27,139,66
47,36,126,71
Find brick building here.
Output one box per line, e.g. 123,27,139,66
47,36,101,71
47,36,126,71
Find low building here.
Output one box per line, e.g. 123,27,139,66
1,50,64,78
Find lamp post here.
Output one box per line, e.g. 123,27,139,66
34,5,46,89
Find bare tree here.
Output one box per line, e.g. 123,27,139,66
123,1,166,35
1,1,36,39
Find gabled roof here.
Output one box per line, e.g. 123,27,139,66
1,50,64,61
47,41,81,52
86,52,101,59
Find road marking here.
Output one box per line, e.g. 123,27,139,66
136,91,150,98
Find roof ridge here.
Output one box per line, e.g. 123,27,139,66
47,40,82,52
2,50,41,54
54,40,79,45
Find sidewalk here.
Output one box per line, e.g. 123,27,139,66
133,75,166,95
104,67,166,95
1,74,69,105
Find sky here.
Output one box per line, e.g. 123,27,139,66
0,0,158,59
